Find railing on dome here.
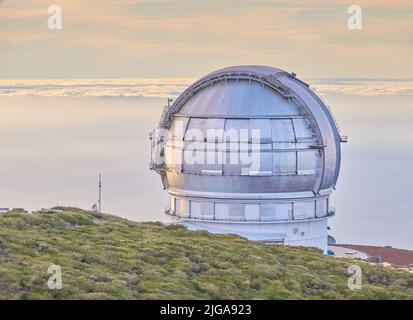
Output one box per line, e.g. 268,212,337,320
164,208,335,223
307,86,348,143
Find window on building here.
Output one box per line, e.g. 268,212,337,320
245,204,260,220
275,203,293,220
316,198,328,217
215,203,229,220
229,203,245,220
176,198,189,217
294,201,315,219
260,204,277,220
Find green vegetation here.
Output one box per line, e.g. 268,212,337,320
0,207,412,300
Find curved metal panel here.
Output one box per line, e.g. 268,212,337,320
277,75,340,190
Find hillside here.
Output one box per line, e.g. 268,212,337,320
0,207,412,300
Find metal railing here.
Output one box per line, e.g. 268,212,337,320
165,208,334,223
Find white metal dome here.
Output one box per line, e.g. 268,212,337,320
150,65,346,251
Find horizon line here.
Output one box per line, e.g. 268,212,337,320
0,77,413,82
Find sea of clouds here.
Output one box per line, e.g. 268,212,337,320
0,78,412,98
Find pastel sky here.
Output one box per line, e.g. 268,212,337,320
0,0,412,78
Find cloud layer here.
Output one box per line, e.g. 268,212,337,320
1,78,412,98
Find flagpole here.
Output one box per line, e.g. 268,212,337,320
98,173,102,213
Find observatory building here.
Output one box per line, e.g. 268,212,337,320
150,65,346,252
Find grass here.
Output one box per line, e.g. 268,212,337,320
0,207,412,300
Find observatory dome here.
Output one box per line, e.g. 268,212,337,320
150,65,346,251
